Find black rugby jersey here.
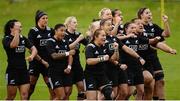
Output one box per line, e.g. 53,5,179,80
106,35,124,54
85,42,111,73
112,24,124,35
120,36,150,68
28,26,54,61
2,34,33,69
46,37,70,71
143,23,164,54
64,30,88,63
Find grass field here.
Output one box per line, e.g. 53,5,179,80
0,0,180,100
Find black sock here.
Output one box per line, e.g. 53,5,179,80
153,96,159,100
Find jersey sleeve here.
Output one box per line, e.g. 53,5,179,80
116,38,124,49
2,36,12,48
24,36,33,49
85,45,95,59
154,24,165,42
80,38,89,46
46,40,56,55
28,29,36,44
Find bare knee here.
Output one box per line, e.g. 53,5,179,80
20,92,28,100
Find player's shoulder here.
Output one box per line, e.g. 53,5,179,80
87,43,96,48
48,38,56,43
31,26,39,32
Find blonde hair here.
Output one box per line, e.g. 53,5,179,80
98,8,111,19
89,21,100,34
64,16,77,28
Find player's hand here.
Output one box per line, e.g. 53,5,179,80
64,65,71,74
77,34,84,42
170,49,177,55
41,59,49,68
127,33,137,38
120,64,127,70
114,16,122,25
26,55,34,62
103,55,109,61
139,57,145,65
113,42,119,50
69,50,76,55
14,28,20,35
162,15,168,23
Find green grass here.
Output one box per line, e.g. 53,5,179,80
0,0,180,99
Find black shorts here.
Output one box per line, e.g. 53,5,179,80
6,68,29,86
127,69,144,86
106,65,120,87
84,71,111,91
118,69,128,85
143,60,154,76
28,60,48,77
71,62,84,84
48,68,73,90
146,53,163,72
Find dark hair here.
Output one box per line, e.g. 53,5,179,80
100,19,110,27
123,21,133,34
92,29,104,42
111,9,119,17
4,19,18,36
137,7,148,19
54,24,65,31
35,10,47,25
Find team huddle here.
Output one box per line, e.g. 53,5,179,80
2,7,177,100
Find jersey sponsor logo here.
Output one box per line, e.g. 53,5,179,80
135,40,139,44
128,45,138,52
146,33,154,37
88,84,94,89
55,81,61,86
21,40,25,44
15,46,25,53
37,34,42,38
69,38,73,42
65,45,68,49
58,50,67,54
48,33,51,37
108,43,114,50
29,69,34,74
95,50,99,55
55,45,60,49
125,40,130,44
138,44,148,50
105,40,109,43
40,39,48,46
10,79,15,85
103,49,107,53
151,28,155,32
113,38,116,42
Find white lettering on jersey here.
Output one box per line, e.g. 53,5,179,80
40,39,48,46
138,44,148,50
128,45,138,52
15,46,25,53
